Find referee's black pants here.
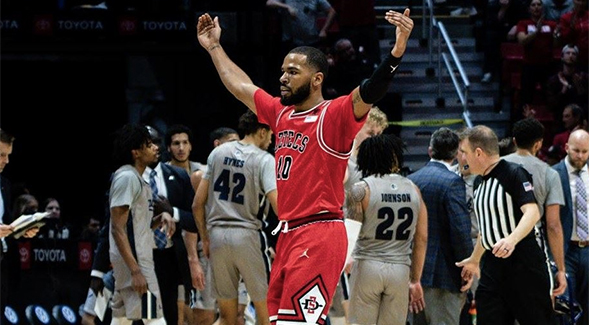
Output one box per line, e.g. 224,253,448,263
476,237,558,325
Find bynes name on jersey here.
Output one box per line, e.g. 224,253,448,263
381,193,412,203
223,157,245,168
275,130,309,153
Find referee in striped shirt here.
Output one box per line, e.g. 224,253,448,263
456,125,557,325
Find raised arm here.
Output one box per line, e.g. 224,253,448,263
197,13,260,113
351,8,413,119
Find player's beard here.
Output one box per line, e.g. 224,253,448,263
280,81,311,106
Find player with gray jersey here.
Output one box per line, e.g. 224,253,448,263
345,134,427,325
502,118,566,297
193,111,278,325
108,124,175,324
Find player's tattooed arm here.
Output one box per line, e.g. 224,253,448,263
352,91,363,105
345,182,367,223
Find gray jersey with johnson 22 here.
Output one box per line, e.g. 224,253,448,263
203,141,276,230
353,174,421,265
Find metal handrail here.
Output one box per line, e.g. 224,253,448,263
437,21,472,128
422,0,473,128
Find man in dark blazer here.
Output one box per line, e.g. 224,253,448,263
86,125,204,324
553,129,589,325
408,127,473,325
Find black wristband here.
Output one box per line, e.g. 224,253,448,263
359,53,403,104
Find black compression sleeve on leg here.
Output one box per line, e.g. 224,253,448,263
359,53,403,104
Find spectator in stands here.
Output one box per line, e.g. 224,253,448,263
544,0,575,21
324,38,375,99
79,217,101,243
266,0,337,55
39,197,74,240
558,0,589,71
13,194,39,218
515,0,558,108
551,103,587,160
329,0,381,68
481,0,528,83
546,44,588,116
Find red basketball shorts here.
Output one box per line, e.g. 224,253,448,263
268,217,346,325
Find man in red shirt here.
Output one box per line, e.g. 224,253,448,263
516,0,558,107
196,8,413,324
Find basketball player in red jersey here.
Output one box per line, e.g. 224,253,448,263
197,9,413,324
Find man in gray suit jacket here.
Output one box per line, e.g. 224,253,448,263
553,129,589,325
408,127,473,325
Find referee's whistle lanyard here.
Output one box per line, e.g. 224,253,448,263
271,220,289,235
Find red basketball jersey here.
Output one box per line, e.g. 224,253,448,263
254,89,367,221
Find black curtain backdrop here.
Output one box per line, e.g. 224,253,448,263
1,58,127,226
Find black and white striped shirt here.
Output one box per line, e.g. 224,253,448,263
473,160,537,250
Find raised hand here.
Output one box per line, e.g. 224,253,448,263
385,8,414,57
197,13,222,51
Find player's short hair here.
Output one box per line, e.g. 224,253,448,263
238,111,270,136
367,107,389,130
289,46,329,79
210,127,238,145
165,124,193,147
461,125,500,156
512,118,544,150
429,127,460,160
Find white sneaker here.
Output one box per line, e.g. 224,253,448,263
481,72,492,83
